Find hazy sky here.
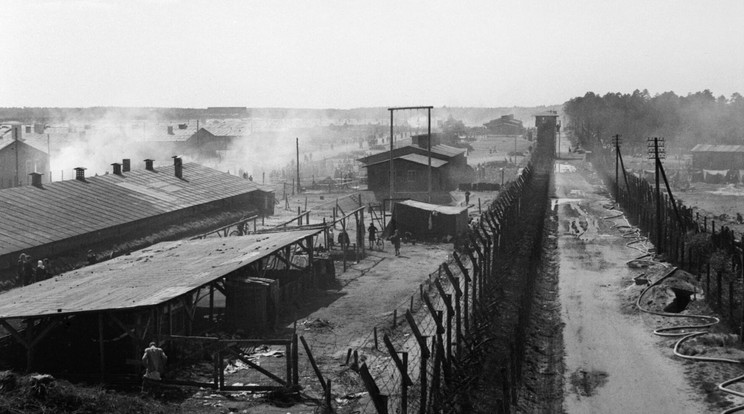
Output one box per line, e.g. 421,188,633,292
2,0,743,108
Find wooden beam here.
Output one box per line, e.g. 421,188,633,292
107,313,138,342
213,281,227,296
226,346,287,386
0,319,29,348
31,317,63,348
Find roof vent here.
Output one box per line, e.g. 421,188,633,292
112,163,122,175
74,167,86,181
29,172,43,188
122,158,131,172
144,159,154,171
178,123,187,130
173,156,183,179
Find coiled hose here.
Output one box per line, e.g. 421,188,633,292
601,203,744,413
636,267,744,414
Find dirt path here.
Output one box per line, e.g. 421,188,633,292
555,160,709,413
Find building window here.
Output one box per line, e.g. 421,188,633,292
407,170,416,182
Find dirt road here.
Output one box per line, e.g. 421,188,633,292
555,160,709,413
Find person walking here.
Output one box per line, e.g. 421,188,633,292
367,223,378,249
142,341,168,393
390,229,401,256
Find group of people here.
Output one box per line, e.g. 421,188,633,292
16,253,50,286
367,222,402,256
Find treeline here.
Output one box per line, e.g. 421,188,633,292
565,89,744,153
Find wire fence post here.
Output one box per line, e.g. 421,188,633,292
454,253,471,336
442,263,463,356
405,310,430,414
359,363,389,414
383,334,412,414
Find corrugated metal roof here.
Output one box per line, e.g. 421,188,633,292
397,200,468,215
363,153,448,168
398,154,448,167
358,144,465,165
690,144,744,153
0,136,48,154
0,163,272,257
0,229,321,319
202,121,250,137
429,144,466,157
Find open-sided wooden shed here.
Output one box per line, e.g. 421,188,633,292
0,229,322,382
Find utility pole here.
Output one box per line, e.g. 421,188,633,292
389,110,394,206
13,124,19,187
648,137,665,253
296,137,301,194
612,134,621,201
427,107,432,203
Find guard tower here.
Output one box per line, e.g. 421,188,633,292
535,111,559,156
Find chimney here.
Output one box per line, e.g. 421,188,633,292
74,167,86,181
25,125,31,134
29,172,43,188
122,158,131,172
112,163,122,175
167,125,174,135
144,159,154,171
173,156,183,179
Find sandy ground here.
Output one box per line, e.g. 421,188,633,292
176,235,453,413
555,160,711,413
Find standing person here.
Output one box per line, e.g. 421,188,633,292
390,229,401,256
16,254,26,286
86,250,97,265
34,260,46,282
367,223,378,249
22,255,34,286
142,341,168,393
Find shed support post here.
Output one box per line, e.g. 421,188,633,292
98,313,105,382
209,284,215,323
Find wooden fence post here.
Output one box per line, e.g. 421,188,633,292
300,336,327,391
359,363,389,414
405,310,430,414
454,253,471,336
383,335,413,414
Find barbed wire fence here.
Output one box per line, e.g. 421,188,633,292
289,158,546,414
591,140,744,337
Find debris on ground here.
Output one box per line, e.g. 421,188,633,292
302,318,334,331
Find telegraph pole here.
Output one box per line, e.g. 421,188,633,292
389,110,394,205
427,107,432,202
612,134,621,201
648,137,665,253
296,137,301,194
